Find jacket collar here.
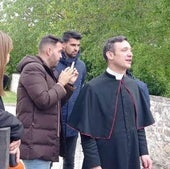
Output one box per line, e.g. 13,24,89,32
59,51,80,67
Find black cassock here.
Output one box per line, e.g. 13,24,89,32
68,72,154,169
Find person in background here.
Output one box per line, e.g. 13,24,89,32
68,36,154,169
16,34,78,169
126,70,151,111
0,31,24,167
55,31,86,169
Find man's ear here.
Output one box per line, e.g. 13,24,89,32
62,42,66,49
46,46,52,56
106,51,114,60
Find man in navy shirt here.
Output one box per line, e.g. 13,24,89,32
56,31,86,169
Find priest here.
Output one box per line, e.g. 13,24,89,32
68,36,154,169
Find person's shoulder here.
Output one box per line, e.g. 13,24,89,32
87,73,105,87
28,61,43,68
24,61,43,73
135,78,148,90
77,59,86,67
17,55,42,72
75,59,86,75
82,73,109,96
126,74,148,88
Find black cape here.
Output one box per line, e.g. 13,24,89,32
68,72,154,139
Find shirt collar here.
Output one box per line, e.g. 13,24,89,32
106,67,124,80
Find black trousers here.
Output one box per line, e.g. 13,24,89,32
63,135,78,169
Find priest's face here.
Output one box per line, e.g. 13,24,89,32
109,40,133,73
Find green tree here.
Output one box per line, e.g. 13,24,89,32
0,0,170,97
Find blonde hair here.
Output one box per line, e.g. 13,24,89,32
0,31,13,95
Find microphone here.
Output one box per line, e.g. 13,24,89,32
9,153,17,167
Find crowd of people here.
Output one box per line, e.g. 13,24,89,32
0,30,154,169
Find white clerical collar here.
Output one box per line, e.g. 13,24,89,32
106,67,124,80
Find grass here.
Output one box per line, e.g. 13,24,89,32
2,91,17,104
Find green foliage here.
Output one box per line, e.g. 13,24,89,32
2,91,17,104
0,0,170,97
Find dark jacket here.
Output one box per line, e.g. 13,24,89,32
16,55,74,162
68,72,154,169
56,52,86,137
0,97,23,141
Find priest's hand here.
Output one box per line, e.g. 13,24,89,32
141,155,152,169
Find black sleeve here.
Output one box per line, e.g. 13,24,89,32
137,128,149,156
81,134,101,168
0,109,24,141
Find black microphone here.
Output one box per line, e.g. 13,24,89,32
9,153,17,167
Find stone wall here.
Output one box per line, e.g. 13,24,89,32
146,95,170,169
